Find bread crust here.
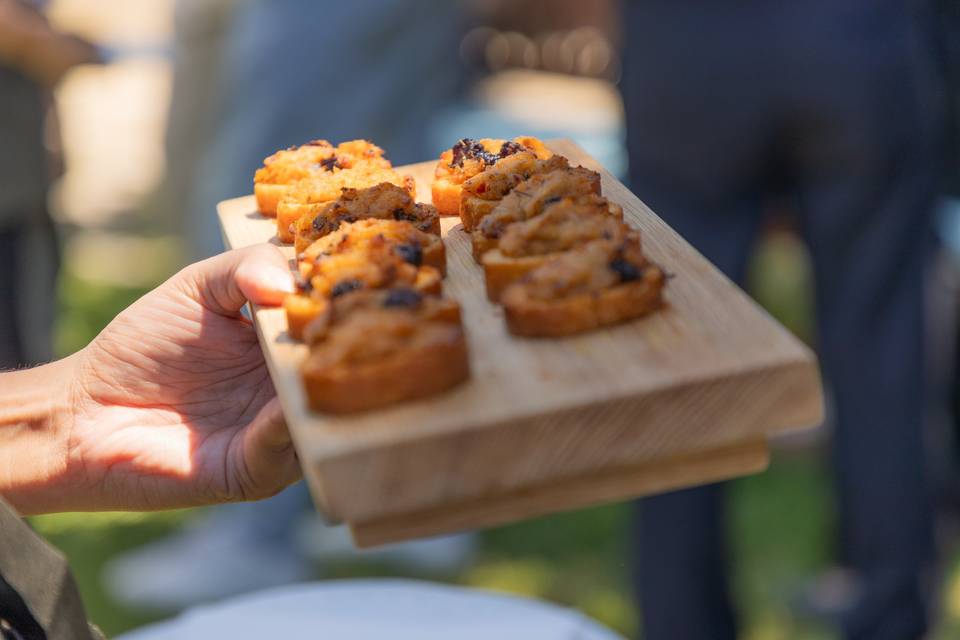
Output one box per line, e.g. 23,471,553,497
431,177,465,218
254,183,288,218
482,250,545,302
472,233,499,262
431,137,553,219
284,293,328,341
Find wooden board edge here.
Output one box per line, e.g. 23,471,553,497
348,437,770,548
310,355,820,523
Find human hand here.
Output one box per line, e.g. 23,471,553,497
21,245,301,514
0,0,101,86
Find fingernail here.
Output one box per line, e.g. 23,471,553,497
263,265,296,294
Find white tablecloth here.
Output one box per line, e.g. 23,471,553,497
119,579,624,640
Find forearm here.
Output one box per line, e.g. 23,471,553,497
0,354,78,515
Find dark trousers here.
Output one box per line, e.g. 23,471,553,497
0,225,26,367
621,1,943,638
0,209,59,369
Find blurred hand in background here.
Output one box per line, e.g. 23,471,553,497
0,0,100,87
0,0,102,372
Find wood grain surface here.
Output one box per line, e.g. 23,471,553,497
218,139,823,547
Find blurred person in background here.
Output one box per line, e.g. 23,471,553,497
184,0,467,261
620,1,945,639
0,0,100,368
104,0,474,612
141,0,236,245
935,0,960,512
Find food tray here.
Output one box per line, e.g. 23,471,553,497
217,139,823,547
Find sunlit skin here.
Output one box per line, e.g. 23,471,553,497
0,245,301,515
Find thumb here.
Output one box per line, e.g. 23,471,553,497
181,244,295,316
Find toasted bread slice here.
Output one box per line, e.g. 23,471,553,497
286,232,442,340
254,183,291,219
277,169,415,243
501,237,666,337
474,192,621,262
284,291,330,342
459,154,569,231
292,183,439,254
254,139,390,216
298,219,446,276
302,237,443,298
482,202,629,301
431,137,552,216
470,169,608,260
304,249,442,298
285,271,444,342
300,298,470,413
302,286,462,344
285,265,443,341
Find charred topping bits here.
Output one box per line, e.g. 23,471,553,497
451,139,493,166
392,207,418,222
609,256,640,282
331,279,364,298
382,288,423,309
311,216,331,233
450,138,529,168
294,273,313,292
393,243,423,267
483,219,507,239
312,208,358,233
498,140,525,157
319,156,341,171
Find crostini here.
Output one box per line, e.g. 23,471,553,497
292,182,439,255
471,167,607,261
254,139,390,217
482,199,628,301
501,237,666,337
432,136,552,217
298,218,446,276
276,167,415,244
300,288,470,413
459,153,568,232
286,231,443,340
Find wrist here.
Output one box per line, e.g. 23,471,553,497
0,353,81,515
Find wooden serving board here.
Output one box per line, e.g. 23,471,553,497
218,139,823,547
